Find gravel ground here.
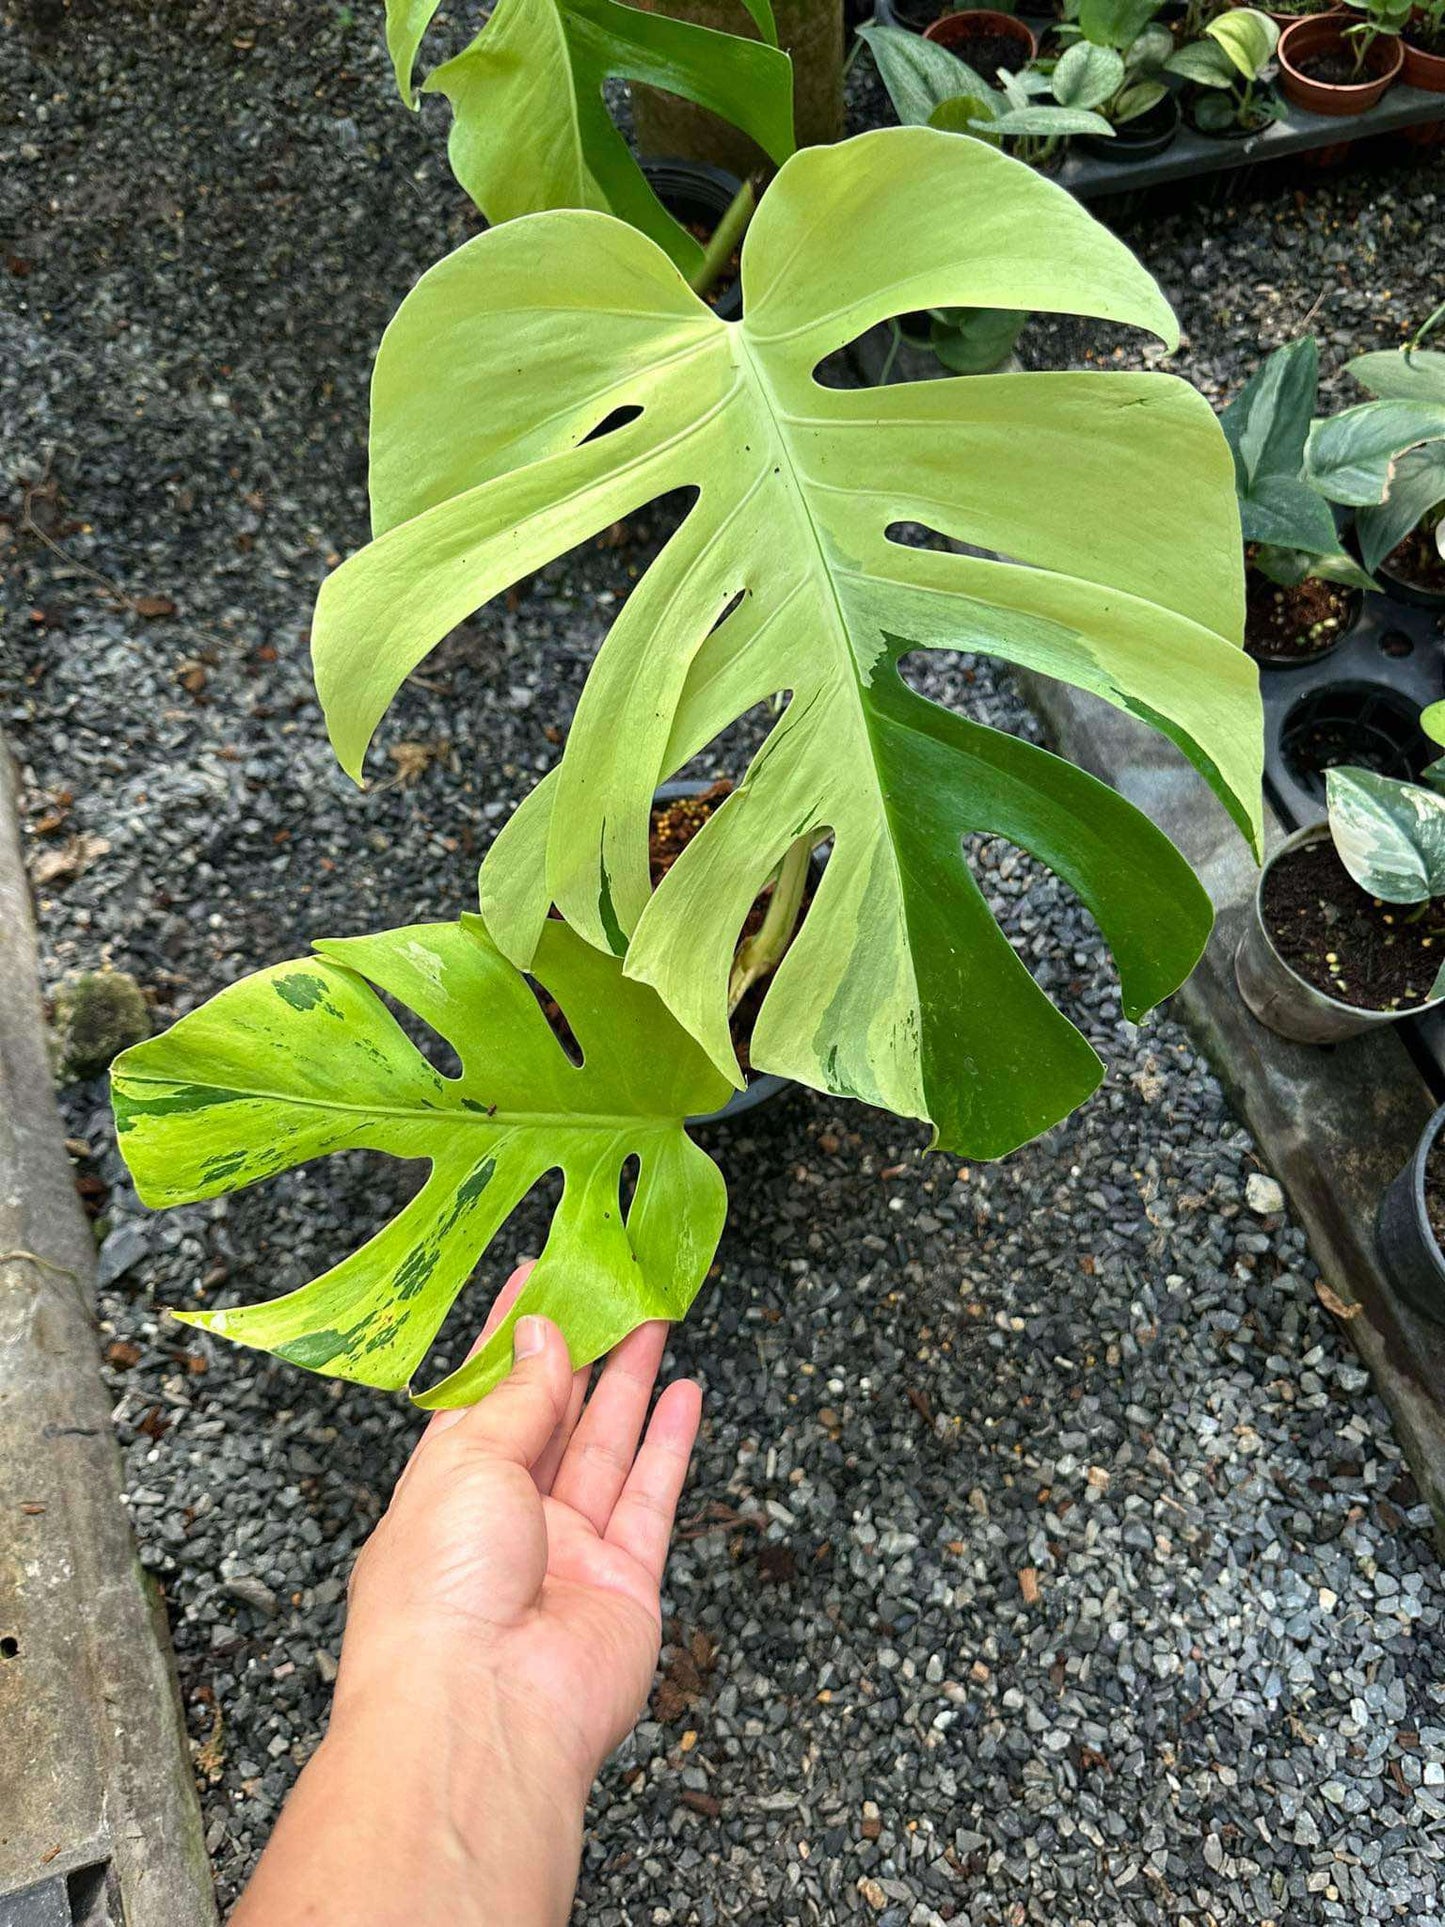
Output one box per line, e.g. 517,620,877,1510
4,4,1445,1920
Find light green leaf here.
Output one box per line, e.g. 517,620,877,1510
110,917,729,1405
1326,767,1445,906
1307,400,1445,507
859,22,993,124
1164,39,1234,84
1356,443,1445,574
314,128,1261,1159
1218,339,1341,555
1204,7,1279,76
1348,347,1445,406
929,93,1004,135
404,0,794,275
993,102,1116,135
1127,23,1175,70
1113,77,1168,119
1052,40,1127,107
1078,0,1163,48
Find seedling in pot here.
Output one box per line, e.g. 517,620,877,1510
1164,7,1284,130
1340,0,1414,73
1307,308,1445,600
1218,338,1373,665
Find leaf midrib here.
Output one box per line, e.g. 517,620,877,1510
119,1073,671,1135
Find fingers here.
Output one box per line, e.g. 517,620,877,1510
548,1320,670,1533
422,1260,537,1444
451,1315,573,1468
603,1378,703,1586
532,1363,590,1495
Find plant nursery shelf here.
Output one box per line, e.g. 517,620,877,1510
1057,83,1445,195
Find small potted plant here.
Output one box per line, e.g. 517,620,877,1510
1237,711,1445,1043
1218,338,1373,666
1165,7,1285,131
1401,0,1445,85
1307,312,1445,608
922,2,1039,78
860,21,1117,166
1278,0,1408,113
1048,4,1183,156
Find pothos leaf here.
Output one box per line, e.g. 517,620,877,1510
1347,347,1445,407
1326,766,1445,907
1306,400,1445,507
387,0,794,277
110,916,730,1407
858,22,991,124
313,127,1261,1160
1218,340,1342,557
1355,443,1445,575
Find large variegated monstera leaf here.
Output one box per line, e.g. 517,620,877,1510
313,127,1262,1159
385,0,793,277
110,916,729,1407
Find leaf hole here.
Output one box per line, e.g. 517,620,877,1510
580,404,643,446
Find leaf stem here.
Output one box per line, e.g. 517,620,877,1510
689,178,757,304
1410,300,1445,354
727,836,813,1017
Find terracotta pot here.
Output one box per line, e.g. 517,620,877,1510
923,8,1039,74
1278,12,1405,114
1402,13,1445,86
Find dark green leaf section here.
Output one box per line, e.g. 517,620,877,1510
110,918,729,1405
866,649,1213,1156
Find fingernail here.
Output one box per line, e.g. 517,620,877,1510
515,1316,545,1359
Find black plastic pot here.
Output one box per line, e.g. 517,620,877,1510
1377,1103,1445,1324
640,159,745,322
1378,551,1445,610
1078,90,1182,161
651,781,821,1127
1246,578,1362,669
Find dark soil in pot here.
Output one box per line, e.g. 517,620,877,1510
1244,565,1359,665
1293,44,1372,82
1262,837,1445,1012
1381,525,1445,600
923,9,1038,80
951,28,1028,77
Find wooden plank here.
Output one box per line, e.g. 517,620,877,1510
0,737,216,1924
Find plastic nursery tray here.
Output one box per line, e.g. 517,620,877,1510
868,1,1445,195
1259,586,1445,1094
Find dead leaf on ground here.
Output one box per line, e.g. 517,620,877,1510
1316,1280,1361,1321
134,593,177,619
387,740,445,787
32,832,110,887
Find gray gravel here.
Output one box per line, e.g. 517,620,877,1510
4,5,1445,1920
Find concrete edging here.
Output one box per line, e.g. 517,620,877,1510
1017,674,1445,1553
0,736,216,1925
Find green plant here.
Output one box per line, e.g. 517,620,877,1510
1053,0,1175,124
1340,0,1413,72
383,0,795,276
1307,310,1445,577
112,126,1263,1402
1326,709,1445,996
1219,337,1375,592
860,22,1116,160
1164,8,1282,130
1408,0,1445,51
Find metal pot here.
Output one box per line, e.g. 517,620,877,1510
1377,1102,1445,1324
1235,823,1445,1043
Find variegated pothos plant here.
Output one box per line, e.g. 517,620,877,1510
112,120,1264,1407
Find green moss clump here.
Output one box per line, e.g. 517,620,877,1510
52,971,150,1082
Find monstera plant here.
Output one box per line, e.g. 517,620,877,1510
113,127,1263,1406
384,0,794,276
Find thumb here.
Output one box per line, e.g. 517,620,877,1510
449,1315,572,1467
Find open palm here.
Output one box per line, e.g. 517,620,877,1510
342,1265,702,1791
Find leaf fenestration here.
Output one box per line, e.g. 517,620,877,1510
111,917,729,1406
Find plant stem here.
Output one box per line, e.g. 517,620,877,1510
1411,300,1445,353
688,178,757,303
727,836,813,1017
878,320,903,386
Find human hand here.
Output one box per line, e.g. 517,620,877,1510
231,1267,702,1927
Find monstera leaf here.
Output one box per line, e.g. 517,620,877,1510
312,128,1262,1159
385,0,794,277
110,916,729,1407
